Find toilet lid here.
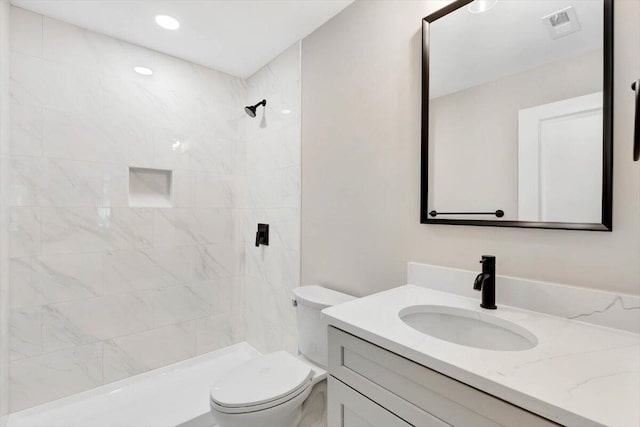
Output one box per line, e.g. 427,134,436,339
210,351,313,409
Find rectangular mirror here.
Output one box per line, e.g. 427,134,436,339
421,0,613,231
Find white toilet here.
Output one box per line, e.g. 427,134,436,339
209,285,355,427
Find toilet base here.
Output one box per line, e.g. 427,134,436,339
299,381,327,427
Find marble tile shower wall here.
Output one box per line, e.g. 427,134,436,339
7,7,247,412
1,0,11,419
243,43,301,355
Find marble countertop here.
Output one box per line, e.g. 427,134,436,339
322,285,640,427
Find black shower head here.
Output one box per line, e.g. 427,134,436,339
244,105,257,118
245,99,267,118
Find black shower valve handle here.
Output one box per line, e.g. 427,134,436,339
255,223,269,247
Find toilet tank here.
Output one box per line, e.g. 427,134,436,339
292,286,355,368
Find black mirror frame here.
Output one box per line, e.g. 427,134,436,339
420,0,614,231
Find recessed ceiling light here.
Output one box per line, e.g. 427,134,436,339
281,109,291,115
468,0,498,14
134,66,153,76
155,14,180,30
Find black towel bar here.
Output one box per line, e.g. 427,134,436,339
429,210,504,218
632,79,639,161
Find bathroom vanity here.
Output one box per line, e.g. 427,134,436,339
326,326,556,427
322,264,640,427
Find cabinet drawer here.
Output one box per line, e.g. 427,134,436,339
328,327,559,427
328,376,413,427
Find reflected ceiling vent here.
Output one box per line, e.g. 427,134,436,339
541,6,581,40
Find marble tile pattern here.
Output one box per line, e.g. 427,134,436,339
1,0,12,419
322,285,640,427
242,42,301,355
407,262,640,333
7,7,249,412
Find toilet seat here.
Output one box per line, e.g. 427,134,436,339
210,380,312,414
210,351,314,414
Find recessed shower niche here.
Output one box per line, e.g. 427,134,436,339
128,167,173,207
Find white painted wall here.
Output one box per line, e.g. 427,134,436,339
301,0,640,297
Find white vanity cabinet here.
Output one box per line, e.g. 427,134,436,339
328,377,414,427
327,327,559,427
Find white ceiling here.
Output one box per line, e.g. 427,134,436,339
430,0,603,98
10,0,353,78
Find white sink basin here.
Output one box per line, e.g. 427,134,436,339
399,305,538,351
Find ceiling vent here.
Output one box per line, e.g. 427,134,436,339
541,6,582,40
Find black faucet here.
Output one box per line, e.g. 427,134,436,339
474,255,497,309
